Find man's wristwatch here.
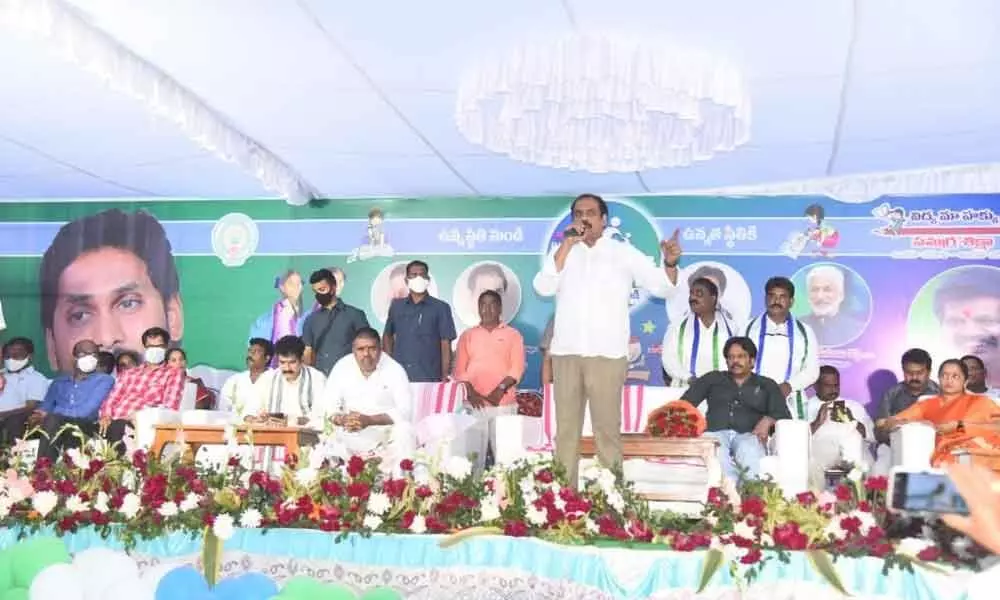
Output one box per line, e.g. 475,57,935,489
498,382,510,392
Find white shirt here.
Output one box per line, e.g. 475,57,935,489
316,353,412,453
219,370,269,416
250,366,327,420
662,313,738,385
806,396,875,442
743,315,819,396
533,236,677,359
0,365,50,411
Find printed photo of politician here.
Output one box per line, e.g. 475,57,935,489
453,261,522,328
792,263,872,348
39,209,184,373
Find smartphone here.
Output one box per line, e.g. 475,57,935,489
888,467,969,515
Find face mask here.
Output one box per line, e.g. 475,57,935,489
407,276,429,294
4,358,28,373
144,347,167,365
77,354,98,373
314,292,334,306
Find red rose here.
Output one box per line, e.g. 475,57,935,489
383,478,408,499
202,513,215,527
834,484,853,502
399,458,415,472
707,487,725,507
857,500,872,513
347,455,366,478
864,476,888,492
796,491,816,506
534,470,554,484
740,496,767,518
504,520,529,537
346,482,371,499
415,485,434,499
740,548,763,565
917,547,941,562
839,516,862,535
869,542,893,558
401,511,416,529
228,456,241,467
321,480,344,497
772,523,808,551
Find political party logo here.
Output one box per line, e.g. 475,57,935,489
542,197,662,311
211,212,258,267
347,207,395,263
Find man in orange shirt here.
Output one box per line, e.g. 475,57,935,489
453,290,525,469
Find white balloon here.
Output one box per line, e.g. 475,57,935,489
99,576,153,600
73,548,139,600
139,561,189,597
30,563,85,600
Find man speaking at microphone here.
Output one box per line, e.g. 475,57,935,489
533,194,682,487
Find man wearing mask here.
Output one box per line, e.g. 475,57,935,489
680,337,790,482
383,260,457,382
34,339,114,460
99,326,185,450
743,277,819,421
303,268,369,376
0,338,51,444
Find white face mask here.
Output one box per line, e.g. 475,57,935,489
4,358,28,373
407,276,429,294
144,347,167,365
76,354,98,373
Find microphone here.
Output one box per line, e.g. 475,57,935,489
564,221,590,238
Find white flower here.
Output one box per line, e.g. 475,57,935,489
760,533,774,547
584,518,599,535
445,456,472,480
32,491,59,517
179,493,201,512
367,492,391,516
733,519,756,541
363,513,383,531
239,508,262,529
409,514,427,534
518,478,536,495
295,467,319,487
526,504,548,526
480,500,501,522
120,470,137,490
222,425,236,444
606,490,625,512
65,448,86,469
897,537,933,559
158,502,179,517
119,493,142,519
213,514,236,540
65,494,89,514
93,492,110,514
847,467,864,482
850,509,878,536
553,496,567,512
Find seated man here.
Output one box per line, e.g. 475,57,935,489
873,348,939,474
315,328,413,471
963,355,1000,403
219,337,274,416
453,290,525,469
253,335,326,425
99,327,185,449
807,365,874,486
35,339,114,460
681,336,790,482
0,337,51,445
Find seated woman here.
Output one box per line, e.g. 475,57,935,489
166,348,216,410
877,359,1000,469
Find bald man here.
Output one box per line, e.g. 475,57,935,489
800,265,866,347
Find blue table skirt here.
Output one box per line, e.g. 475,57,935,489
0,527,962,599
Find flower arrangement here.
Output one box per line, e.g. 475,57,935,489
646,401,705,438
0,434,984,593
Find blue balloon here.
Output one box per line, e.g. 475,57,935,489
155,566,209,600
214,572,279,600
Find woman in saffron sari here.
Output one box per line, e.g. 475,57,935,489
878,359,1000,469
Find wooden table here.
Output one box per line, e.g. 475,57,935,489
150,424,318,461
578,434,720,502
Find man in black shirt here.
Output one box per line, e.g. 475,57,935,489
681,336,790,482
303,269,370,375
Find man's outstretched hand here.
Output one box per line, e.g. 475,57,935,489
660,228,682,266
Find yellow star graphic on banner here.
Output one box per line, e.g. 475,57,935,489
641,320,656,334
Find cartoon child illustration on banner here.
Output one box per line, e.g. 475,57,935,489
780,203,840,258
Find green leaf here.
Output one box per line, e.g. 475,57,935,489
696,548,725,593
202,527,224,588
807,549,851,596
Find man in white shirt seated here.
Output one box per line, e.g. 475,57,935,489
963,355,1000,403
314,327,414,471
0,337,50,445
219,338,273,417
808,365,874,487
252,335,326,425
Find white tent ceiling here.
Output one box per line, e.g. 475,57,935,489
1,0,999,201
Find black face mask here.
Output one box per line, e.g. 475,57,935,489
315,292,334,306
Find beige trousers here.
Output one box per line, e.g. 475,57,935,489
551,355,629,487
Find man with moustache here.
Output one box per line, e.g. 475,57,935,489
253,336,327,425
807,366,874,486
875,348,940,439
662,277,736,387
933,268,1000,389
743,277,819,421
303,268,369,376
533,193,682,487
681,337,790,482
962,355,1000,401
219,338,274,416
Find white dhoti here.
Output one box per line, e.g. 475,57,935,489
810,421,871,487
325,422,415,476
466,404,518,472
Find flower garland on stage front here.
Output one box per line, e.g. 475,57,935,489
0,431,984,593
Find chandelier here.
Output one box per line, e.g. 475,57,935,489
455,34,751,173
